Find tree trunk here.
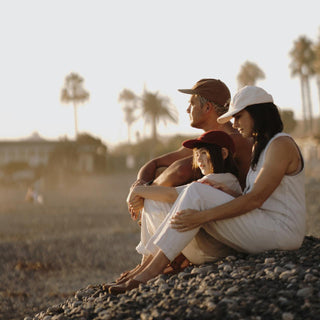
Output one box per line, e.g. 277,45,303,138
305,76,313,134
317,76,320,133
152,116,157,142
127,123,131,144
300,76,307,132
73,103,78,139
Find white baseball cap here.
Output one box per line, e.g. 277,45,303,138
217,86,274,124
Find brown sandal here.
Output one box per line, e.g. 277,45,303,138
109,279,144,295
102,264,142,291
162,253,191,275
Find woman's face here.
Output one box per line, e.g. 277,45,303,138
232,109,254,138
194,147,213,175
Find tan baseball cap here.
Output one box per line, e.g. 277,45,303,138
178,79,231,106
217,86,274,124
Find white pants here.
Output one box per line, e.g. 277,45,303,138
144,182,236,264
144,181,301,265
136,199,172,256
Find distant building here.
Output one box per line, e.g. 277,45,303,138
0,132,107,184
0,134,58,168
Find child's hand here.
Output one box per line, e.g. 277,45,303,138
127,188,144,221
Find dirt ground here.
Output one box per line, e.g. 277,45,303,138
0,171,319,320
0,172,141,320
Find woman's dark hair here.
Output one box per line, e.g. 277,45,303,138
192,143,239,178
245,102,283,169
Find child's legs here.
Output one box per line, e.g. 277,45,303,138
150,182,234,261
136,200,172,256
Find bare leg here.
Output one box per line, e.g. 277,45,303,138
133,250,170,283
109,250,170,294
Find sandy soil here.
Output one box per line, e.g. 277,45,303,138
0,171,319,320
0,172,141,320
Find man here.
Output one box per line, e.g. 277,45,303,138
128,79,252,219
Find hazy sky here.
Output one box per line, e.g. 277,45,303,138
0,0,319,147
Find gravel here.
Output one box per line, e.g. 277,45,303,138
28,236,320,320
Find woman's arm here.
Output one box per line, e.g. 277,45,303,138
171,137,300,231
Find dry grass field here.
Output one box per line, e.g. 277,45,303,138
0,170,319,320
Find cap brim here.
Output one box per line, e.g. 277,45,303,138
217,106,246,124
178,89,196,94
217,113,233,124
182,139,201,149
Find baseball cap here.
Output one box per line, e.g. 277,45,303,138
182,130,235,153
217,86,274,124
178,79,231,106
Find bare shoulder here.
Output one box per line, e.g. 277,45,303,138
266,135,301,174
268,135,297,152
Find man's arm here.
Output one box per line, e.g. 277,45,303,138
134,146,193,187
153,156,201,187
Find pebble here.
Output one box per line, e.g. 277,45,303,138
28,236,320,320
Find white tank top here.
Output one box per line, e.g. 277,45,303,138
244,133,306,235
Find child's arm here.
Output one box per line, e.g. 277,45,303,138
198,174,242,198
130,185,179,203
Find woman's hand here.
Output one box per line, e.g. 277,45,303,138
170,209,205,232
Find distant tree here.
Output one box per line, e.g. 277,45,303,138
280,109,297,133
141,89,178,142
61,73,90,139
290,36,315,133
118,89,137,144
314,38,320,128
237,61,265,88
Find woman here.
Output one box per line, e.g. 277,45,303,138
109,86,306,294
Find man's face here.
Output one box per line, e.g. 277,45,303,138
186,95,208,129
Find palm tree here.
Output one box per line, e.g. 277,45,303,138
61,73,90,138
140,89,178,142
289,36,315,133
314,38,320,128
237,61,265,89
118,89,137,144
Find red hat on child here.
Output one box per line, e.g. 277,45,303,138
182,130,235,153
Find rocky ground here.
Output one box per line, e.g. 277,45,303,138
28,236,320,320
0,172,320,320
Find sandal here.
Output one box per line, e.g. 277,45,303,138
162,253,191,275
109,279,144,295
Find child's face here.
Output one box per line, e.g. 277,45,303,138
194,147,213,175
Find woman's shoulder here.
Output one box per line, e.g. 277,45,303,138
264,134,302,174
268,134,297,151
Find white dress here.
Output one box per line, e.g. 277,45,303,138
147,133,306,264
